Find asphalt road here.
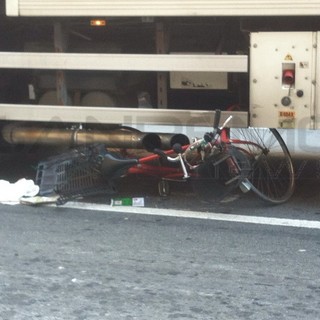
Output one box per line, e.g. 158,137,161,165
0,201,320,320
1,150,320,319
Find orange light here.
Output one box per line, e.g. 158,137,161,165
90,19,106,27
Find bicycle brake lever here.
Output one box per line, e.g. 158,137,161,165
210,115,233,142
220,115,233,130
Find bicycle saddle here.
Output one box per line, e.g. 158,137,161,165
100,153,138,178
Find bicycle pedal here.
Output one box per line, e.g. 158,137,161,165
240,180,251,193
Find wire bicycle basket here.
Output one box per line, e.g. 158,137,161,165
35,144,117,204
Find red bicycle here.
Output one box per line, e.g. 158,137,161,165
36,110,295,204
100,110,295,204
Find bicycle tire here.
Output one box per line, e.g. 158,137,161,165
229,128,295,204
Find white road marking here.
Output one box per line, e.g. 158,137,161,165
58,201,320,230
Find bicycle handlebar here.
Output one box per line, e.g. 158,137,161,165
157,111,233,177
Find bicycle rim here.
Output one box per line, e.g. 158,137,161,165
229,128,295,204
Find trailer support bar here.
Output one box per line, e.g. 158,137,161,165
0,52,248,73
0,104,248,128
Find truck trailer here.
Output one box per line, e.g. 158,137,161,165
1,1,320,130
1,0,320,203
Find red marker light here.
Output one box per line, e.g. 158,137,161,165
283,69,295,85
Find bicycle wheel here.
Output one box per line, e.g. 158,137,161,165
229,128,294,204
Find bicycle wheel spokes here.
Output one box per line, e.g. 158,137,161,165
230,128,294,204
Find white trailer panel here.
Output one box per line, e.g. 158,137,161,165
250,32,317,129
6,0,320,17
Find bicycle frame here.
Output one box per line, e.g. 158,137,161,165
127,145,190,179
125,126,239,182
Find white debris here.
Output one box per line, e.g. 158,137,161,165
0,178,39,205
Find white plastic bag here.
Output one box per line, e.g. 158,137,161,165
0,178,39,205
